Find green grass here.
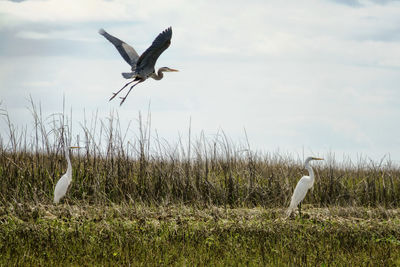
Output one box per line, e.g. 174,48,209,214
1,204,399,266
1,101,400,265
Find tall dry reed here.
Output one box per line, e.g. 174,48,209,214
0,100,399,207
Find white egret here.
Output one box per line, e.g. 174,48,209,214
286,156,324,217
53,145,80,204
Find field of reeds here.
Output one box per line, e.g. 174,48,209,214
0,101,400,265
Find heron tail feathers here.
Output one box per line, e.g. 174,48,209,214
122,72,135,79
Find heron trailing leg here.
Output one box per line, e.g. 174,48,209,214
109,80,137,101
119,81,142,105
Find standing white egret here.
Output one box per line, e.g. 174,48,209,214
53,145,80,204
286,156,324,217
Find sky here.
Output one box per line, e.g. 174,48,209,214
0,0,400,163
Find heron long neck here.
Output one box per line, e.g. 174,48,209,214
305,160,315,186
152,68,166,80
65,146,72,178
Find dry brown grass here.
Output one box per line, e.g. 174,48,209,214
1,100,400,207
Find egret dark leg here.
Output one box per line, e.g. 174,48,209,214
119,81,142,105
298,202,302,218
109,80,137,101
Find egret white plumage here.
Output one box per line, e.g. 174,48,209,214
53,145,80,204
286,156,324,217
99,27,178,105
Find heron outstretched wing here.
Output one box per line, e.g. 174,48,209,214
99,29,139,68
136,27,172,71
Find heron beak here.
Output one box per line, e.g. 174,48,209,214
312,157,324,160
169,68,179,72
70,146,81,149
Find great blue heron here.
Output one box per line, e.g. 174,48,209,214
99,27,178,105
286,157,324,217
53,145,80,204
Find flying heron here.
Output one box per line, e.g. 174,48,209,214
99,27,178,105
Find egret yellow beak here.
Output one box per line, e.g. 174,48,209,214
312,157,324,160
69,146,81,149
169,68,179,72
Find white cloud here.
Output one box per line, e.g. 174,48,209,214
0,0,130,23
1,0,400,163
15,29,98,42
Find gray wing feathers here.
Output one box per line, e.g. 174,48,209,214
136,27,172,71
99,28,139,68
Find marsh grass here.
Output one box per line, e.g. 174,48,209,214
0,204,399,265
1,100,400,265
0,100,399,207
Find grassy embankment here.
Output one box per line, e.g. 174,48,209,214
1,204,400,265
0,102,399,265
